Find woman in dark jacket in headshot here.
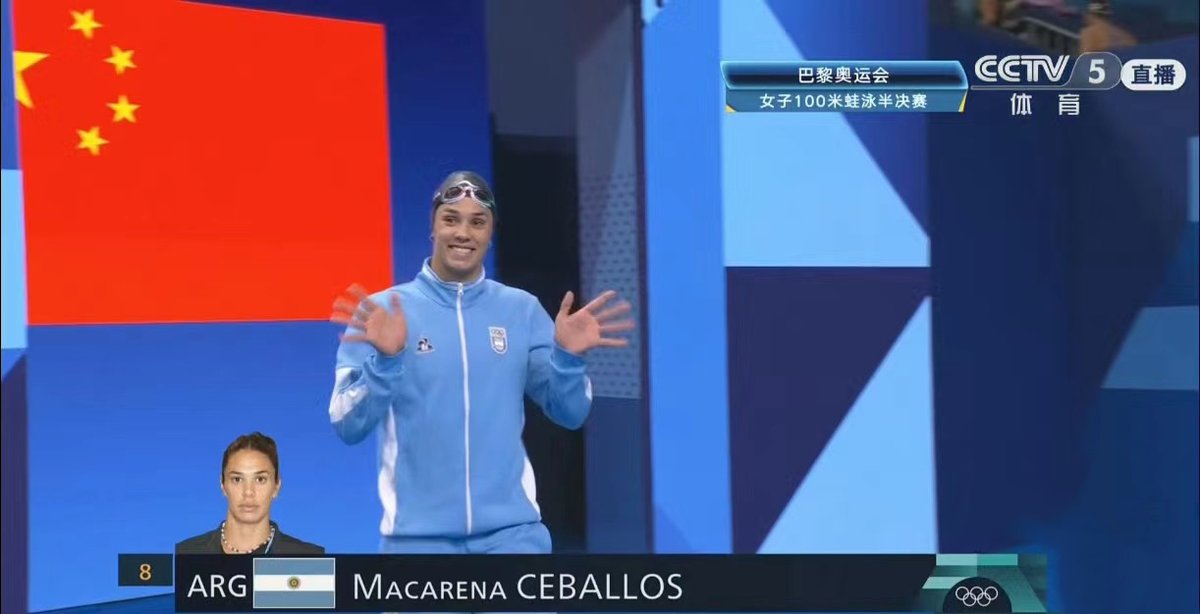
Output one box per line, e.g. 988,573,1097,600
176,432,323,555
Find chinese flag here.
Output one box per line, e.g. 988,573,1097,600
13,0,393,324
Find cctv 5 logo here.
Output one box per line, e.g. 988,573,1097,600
974,55,1070,84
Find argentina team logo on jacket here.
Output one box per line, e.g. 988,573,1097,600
489,327,508,354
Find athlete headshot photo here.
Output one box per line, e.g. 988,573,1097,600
176,432,324,555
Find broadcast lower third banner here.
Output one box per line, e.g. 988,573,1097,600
171,554,1051,612
721,61,969,113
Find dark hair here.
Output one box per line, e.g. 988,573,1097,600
431,170,497,219
221,432,280,482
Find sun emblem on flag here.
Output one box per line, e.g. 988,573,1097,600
287,576,301,590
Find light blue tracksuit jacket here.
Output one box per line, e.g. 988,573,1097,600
328,260,592,540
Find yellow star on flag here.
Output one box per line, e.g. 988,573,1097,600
77,126,109,156
107,95,140,123
14,51,49,108
105,46,136,74
69,9,103,39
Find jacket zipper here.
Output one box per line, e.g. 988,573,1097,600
456,283,473,534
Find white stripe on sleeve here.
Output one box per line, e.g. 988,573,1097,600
329,367,366,422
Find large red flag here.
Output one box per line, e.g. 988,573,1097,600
14,0,393,324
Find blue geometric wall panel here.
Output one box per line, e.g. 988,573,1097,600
727,267,928,553
764,0,929,231
1,169,26,351
722,112,930,268
760,298,935,553
1191,136,1198,222
1,348,22,379
1064,68,1199,411
1045,389,1199,614
721,0,928,268
1147,223,1198,306
2,354,29,614
2,3,27,610
929,27,1077,554
1103,306,1199,391
585,397,648,553
1,0,18,170
644,0,730,554
1056,131,1200,611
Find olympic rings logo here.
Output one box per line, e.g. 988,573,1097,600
955,585,999,608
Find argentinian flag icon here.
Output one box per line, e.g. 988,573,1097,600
253,558,336,609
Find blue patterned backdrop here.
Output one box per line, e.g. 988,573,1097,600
643,1,1197,613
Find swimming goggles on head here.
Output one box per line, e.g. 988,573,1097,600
433,181,495,209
